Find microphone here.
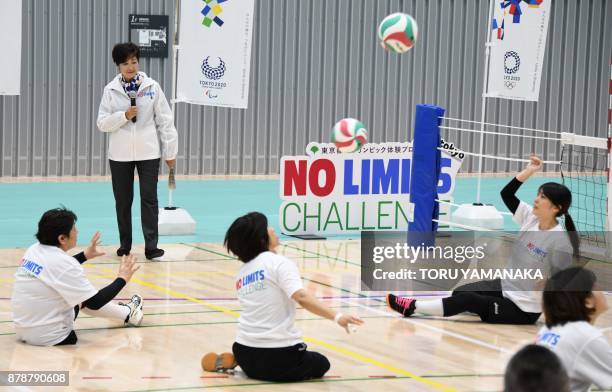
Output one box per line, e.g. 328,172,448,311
128,91,137,123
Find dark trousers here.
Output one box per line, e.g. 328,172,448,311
109,159,160,252
442,279,541,324
232,342,330,382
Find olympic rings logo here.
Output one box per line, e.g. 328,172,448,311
504,51,520,74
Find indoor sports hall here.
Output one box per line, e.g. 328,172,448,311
0,1,610,391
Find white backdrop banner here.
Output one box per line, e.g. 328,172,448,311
0,0,22,95
487,0,551,101
176,0,254,108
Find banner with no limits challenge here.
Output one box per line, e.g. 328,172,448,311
279,141,464,235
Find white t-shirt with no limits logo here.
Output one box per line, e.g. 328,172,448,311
502,201,573,313
11,243,98,346
234,251,304,348
537,321,612,392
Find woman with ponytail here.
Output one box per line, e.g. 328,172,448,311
386,156,578,324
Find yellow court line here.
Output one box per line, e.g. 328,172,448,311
92,265,240,318
133,271,232,278
304,336,455,392
90,264,456,392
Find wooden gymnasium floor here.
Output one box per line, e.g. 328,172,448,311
1,241,611,392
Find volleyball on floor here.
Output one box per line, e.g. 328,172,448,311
378,13,418,53
331,118,368,153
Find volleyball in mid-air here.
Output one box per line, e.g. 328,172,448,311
332,118,368,153
378,13,418,53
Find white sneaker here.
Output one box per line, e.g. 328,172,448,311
120,294,143,327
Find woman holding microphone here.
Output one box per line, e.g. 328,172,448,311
97,43,178,260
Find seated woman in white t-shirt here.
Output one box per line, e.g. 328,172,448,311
537,267,612,392
387,156,579,324
11,208,143,346
218,212,364,381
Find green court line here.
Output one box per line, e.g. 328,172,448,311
126,376,413,392
80,258,238,266
180,243,235,260
0,304,388,324
181,243,345,264
281,243,361,267
126,373,506,392
176,243,366,297
0,258,232,269
0,315,389,336
0,310,222,324
301,276,367,299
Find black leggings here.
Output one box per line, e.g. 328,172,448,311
442,279,540,324
232,342,330,382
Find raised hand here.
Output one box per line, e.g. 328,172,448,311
118,255,140,282
84,231,105,260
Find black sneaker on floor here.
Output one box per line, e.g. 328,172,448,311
145,248,165,260
386,294,416,317
116,248,131,257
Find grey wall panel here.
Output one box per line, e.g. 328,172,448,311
0,0,610,176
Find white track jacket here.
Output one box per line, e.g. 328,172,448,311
97,73,178,162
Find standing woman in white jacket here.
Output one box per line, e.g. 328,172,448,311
97,43,178,260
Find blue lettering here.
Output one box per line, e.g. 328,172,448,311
343,161,359,195
437,158,452,193
241,270,266,288
538,332,560,346
360,160,370,195
19,259,43,276
372,159,399,194
401,159,411,194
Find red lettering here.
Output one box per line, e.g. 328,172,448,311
309,159,335,197
283,160,307,196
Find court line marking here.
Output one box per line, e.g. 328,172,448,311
0,304,389,324
3,244,523,354
0,257,240,269
343,299,514,354
0,316,395,337
302,276,515,354
124,376,423,392
281,243,361,267
89,264,456,392
179,243,234,260
125,373,505,392
182,242,362,268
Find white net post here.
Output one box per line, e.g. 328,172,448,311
606,58,611,264
608,58,612,233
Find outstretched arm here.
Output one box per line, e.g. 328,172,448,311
500,155,542,214
291,289,364,333
82,255,139,310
